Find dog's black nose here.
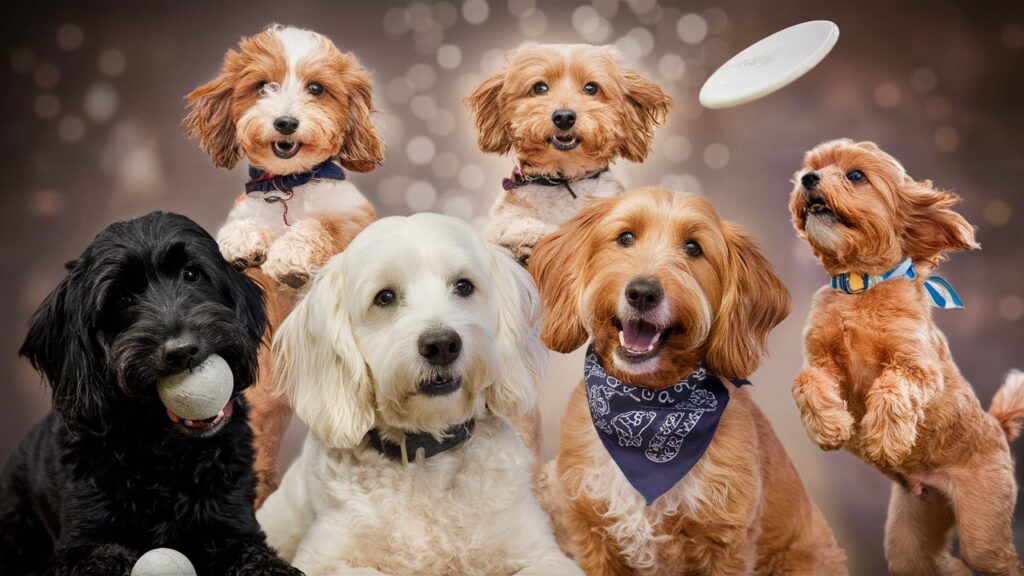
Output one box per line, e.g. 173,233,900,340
625,278,663,312
162,336,200,372
418,328,462,367
801,171,821,191
273,116,299,135
551,109,576,131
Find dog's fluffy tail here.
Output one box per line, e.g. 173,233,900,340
990,369,1024,442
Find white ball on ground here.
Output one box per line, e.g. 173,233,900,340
157,354,234,421
131,548,197,576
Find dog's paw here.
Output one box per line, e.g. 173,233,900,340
218,220,273,270
262,220,333,289
860,408,917,469
793,369,854,451
803,406,855,451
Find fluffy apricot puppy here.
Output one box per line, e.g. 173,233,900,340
530,187,847,575
791,139,1024,575
467,44,671,263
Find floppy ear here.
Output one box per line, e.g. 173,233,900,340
528,201,609,353
899,179,978,266
185,67,242,169
337,59,385,173
705,222,791,380
465,70,512,154
20,260,110,431
485,245,545,420
273,255,374,448
617,69,672,162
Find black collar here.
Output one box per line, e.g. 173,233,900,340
501,167,608,199
367,420,475,463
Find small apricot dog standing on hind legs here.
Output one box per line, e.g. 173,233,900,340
530,187,847,575
790,139,1024,575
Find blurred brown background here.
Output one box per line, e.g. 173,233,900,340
2,1,1022,573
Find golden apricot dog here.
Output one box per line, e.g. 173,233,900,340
791,139,1024,575
530,187,847,575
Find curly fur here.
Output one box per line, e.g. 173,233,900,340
257,213,580,575
791,139,1024,575
529,187,847,575
0,212,298,576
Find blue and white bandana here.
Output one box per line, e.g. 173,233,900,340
584,346,749,505
830,257,964,309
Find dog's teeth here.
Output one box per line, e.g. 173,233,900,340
619,331,626,347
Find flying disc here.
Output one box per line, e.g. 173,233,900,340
699,20,839,109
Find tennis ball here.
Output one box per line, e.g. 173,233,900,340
131,548,196,576
157,354,233,421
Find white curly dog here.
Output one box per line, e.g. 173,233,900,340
257,213,581,576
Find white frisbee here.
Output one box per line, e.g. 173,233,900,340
700,20,839,109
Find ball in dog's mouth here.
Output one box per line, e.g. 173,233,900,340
271,139,302,159
418,374,463,397
157,354,235,435
614,317,668,363
549,133,580,151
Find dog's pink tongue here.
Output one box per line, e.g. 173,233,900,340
621,320,661,351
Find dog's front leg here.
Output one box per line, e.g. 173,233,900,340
485,209,552,265
793,355,855,451
515,554,585,575
46,542,138,576
860,358,941,469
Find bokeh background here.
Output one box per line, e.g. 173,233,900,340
2,1,1022,572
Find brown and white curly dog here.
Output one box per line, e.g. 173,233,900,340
187,25,381,505
530,187,847,575
790,138,1024,575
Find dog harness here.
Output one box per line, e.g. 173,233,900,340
584,346,748,505
367,420,475,464
501,166,608,199
830,257,964,309
244,157,346,226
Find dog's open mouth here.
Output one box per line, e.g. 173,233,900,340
271,140,302,159
549,133,580,152
613,318,670,363
804,194,836,220
418,374,462,397
167,400,234,436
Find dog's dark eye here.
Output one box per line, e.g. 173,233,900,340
257,81,268,94
846,170,865,183
583,82,599,96
374,289,396,307
454,279,475,297
617,231,635,247
683,240,702,257
182,266,200,283
307,82,324,96
532,81,548,95
118,292,136,307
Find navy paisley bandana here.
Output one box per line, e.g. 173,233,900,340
584,345,749,505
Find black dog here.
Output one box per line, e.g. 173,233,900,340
0,212,301,576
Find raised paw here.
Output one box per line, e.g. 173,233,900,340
262,220,334,289
793,368,854,451
803,406,855,451
860,406,917,469
218,219,273,270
